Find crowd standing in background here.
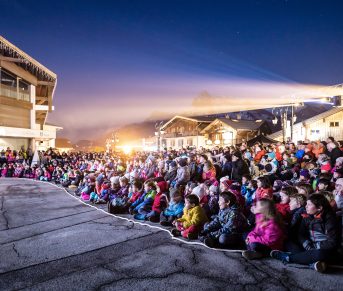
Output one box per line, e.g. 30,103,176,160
1,136,343,273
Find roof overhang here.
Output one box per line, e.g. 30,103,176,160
161,115,212,130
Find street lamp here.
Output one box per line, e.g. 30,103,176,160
155,121,164,152
272,105,297,143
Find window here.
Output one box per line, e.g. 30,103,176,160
187,138,193,146
329,122,339,127
310,130,320,135
178,139,184,148
170,140,175,147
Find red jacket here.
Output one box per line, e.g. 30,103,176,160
152,181,168,213
255,187,273,201
276,203,291,222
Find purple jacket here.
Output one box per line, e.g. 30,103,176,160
247,214,284,250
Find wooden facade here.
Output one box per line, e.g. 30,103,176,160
201,118,271,146
160,116,213,149
268,107,343,142
0,36,59,151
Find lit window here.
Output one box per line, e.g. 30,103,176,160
329,122,339,127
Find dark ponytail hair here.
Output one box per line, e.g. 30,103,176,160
308,193,333,215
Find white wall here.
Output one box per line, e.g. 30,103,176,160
0,137,29,151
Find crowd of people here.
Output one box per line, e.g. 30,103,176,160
1,136,343,273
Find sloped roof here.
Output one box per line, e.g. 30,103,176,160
0,35,56,81
161,115,214,130
201,118,265,133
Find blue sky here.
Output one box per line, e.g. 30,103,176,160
1,0,343,140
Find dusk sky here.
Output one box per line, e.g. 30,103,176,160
1,0,343,141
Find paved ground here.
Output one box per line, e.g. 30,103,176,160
0,179,342,291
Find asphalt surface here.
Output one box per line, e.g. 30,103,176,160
0,178,342,291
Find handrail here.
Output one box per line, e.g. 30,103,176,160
0,83,30,101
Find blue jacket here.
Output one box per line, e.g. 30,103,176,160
131,190,156,211
163,201,185,217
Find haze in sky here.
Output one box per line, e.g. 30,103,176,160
1,0,343,141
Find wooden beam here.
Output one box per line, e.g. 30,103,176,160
36,96,47,101
1,60,37,86
48,86,52,112
37,81,55,86
0,56,25,63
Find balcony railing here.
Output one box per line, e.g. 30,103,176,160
163,131,199,138
0,84,30,102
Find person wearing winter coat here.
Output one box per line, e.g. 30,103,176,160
200,192,248,249
137,180,168,222
172,158,190,188
271,194,339,273
164,161,178,185
171,194,208,240
231,151,250,182
129,181,156,216
242,199,285,260
255,176,273,201
326,142,343,167
285,194,307,246
160,188,185,226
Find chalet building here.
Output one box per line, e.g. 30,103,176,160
268,107,343,142
200,118,271,147
160,116,214,149
0,36,60,151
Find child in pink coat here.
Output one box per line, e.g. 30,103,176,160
242,199,285,260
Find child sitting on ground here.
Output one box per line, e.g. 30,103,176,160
271,194,339,273
243,180,257,207
200,192,248,249
160,188,185,227
143,180,168,222
286,193,307,247
242,199,285,260
275,187,293,222
171,194,208,240
255,176,273,201
129,181,156,218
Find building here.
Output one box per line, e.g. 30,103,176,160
159,115,214,149
268,107,343,142
0,36,60,151
200,118,271,147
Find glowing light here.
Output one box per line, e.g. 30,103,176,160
122,146,132,154
222,131,233,140
214,139,220,145
206,140,213,145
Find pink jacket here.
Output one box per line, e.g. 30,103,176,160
247,214,284,250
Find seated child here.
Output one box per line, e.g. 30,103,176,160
144,180,168,222
286,193,307,247
275,187,293,222
200,192,248,249
170,194,208,240
255,177,273,201
242,199,285,260
241,174,252,198
243,180,257,207
129,181,156,217
160,188,185,226
271,194,339,273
